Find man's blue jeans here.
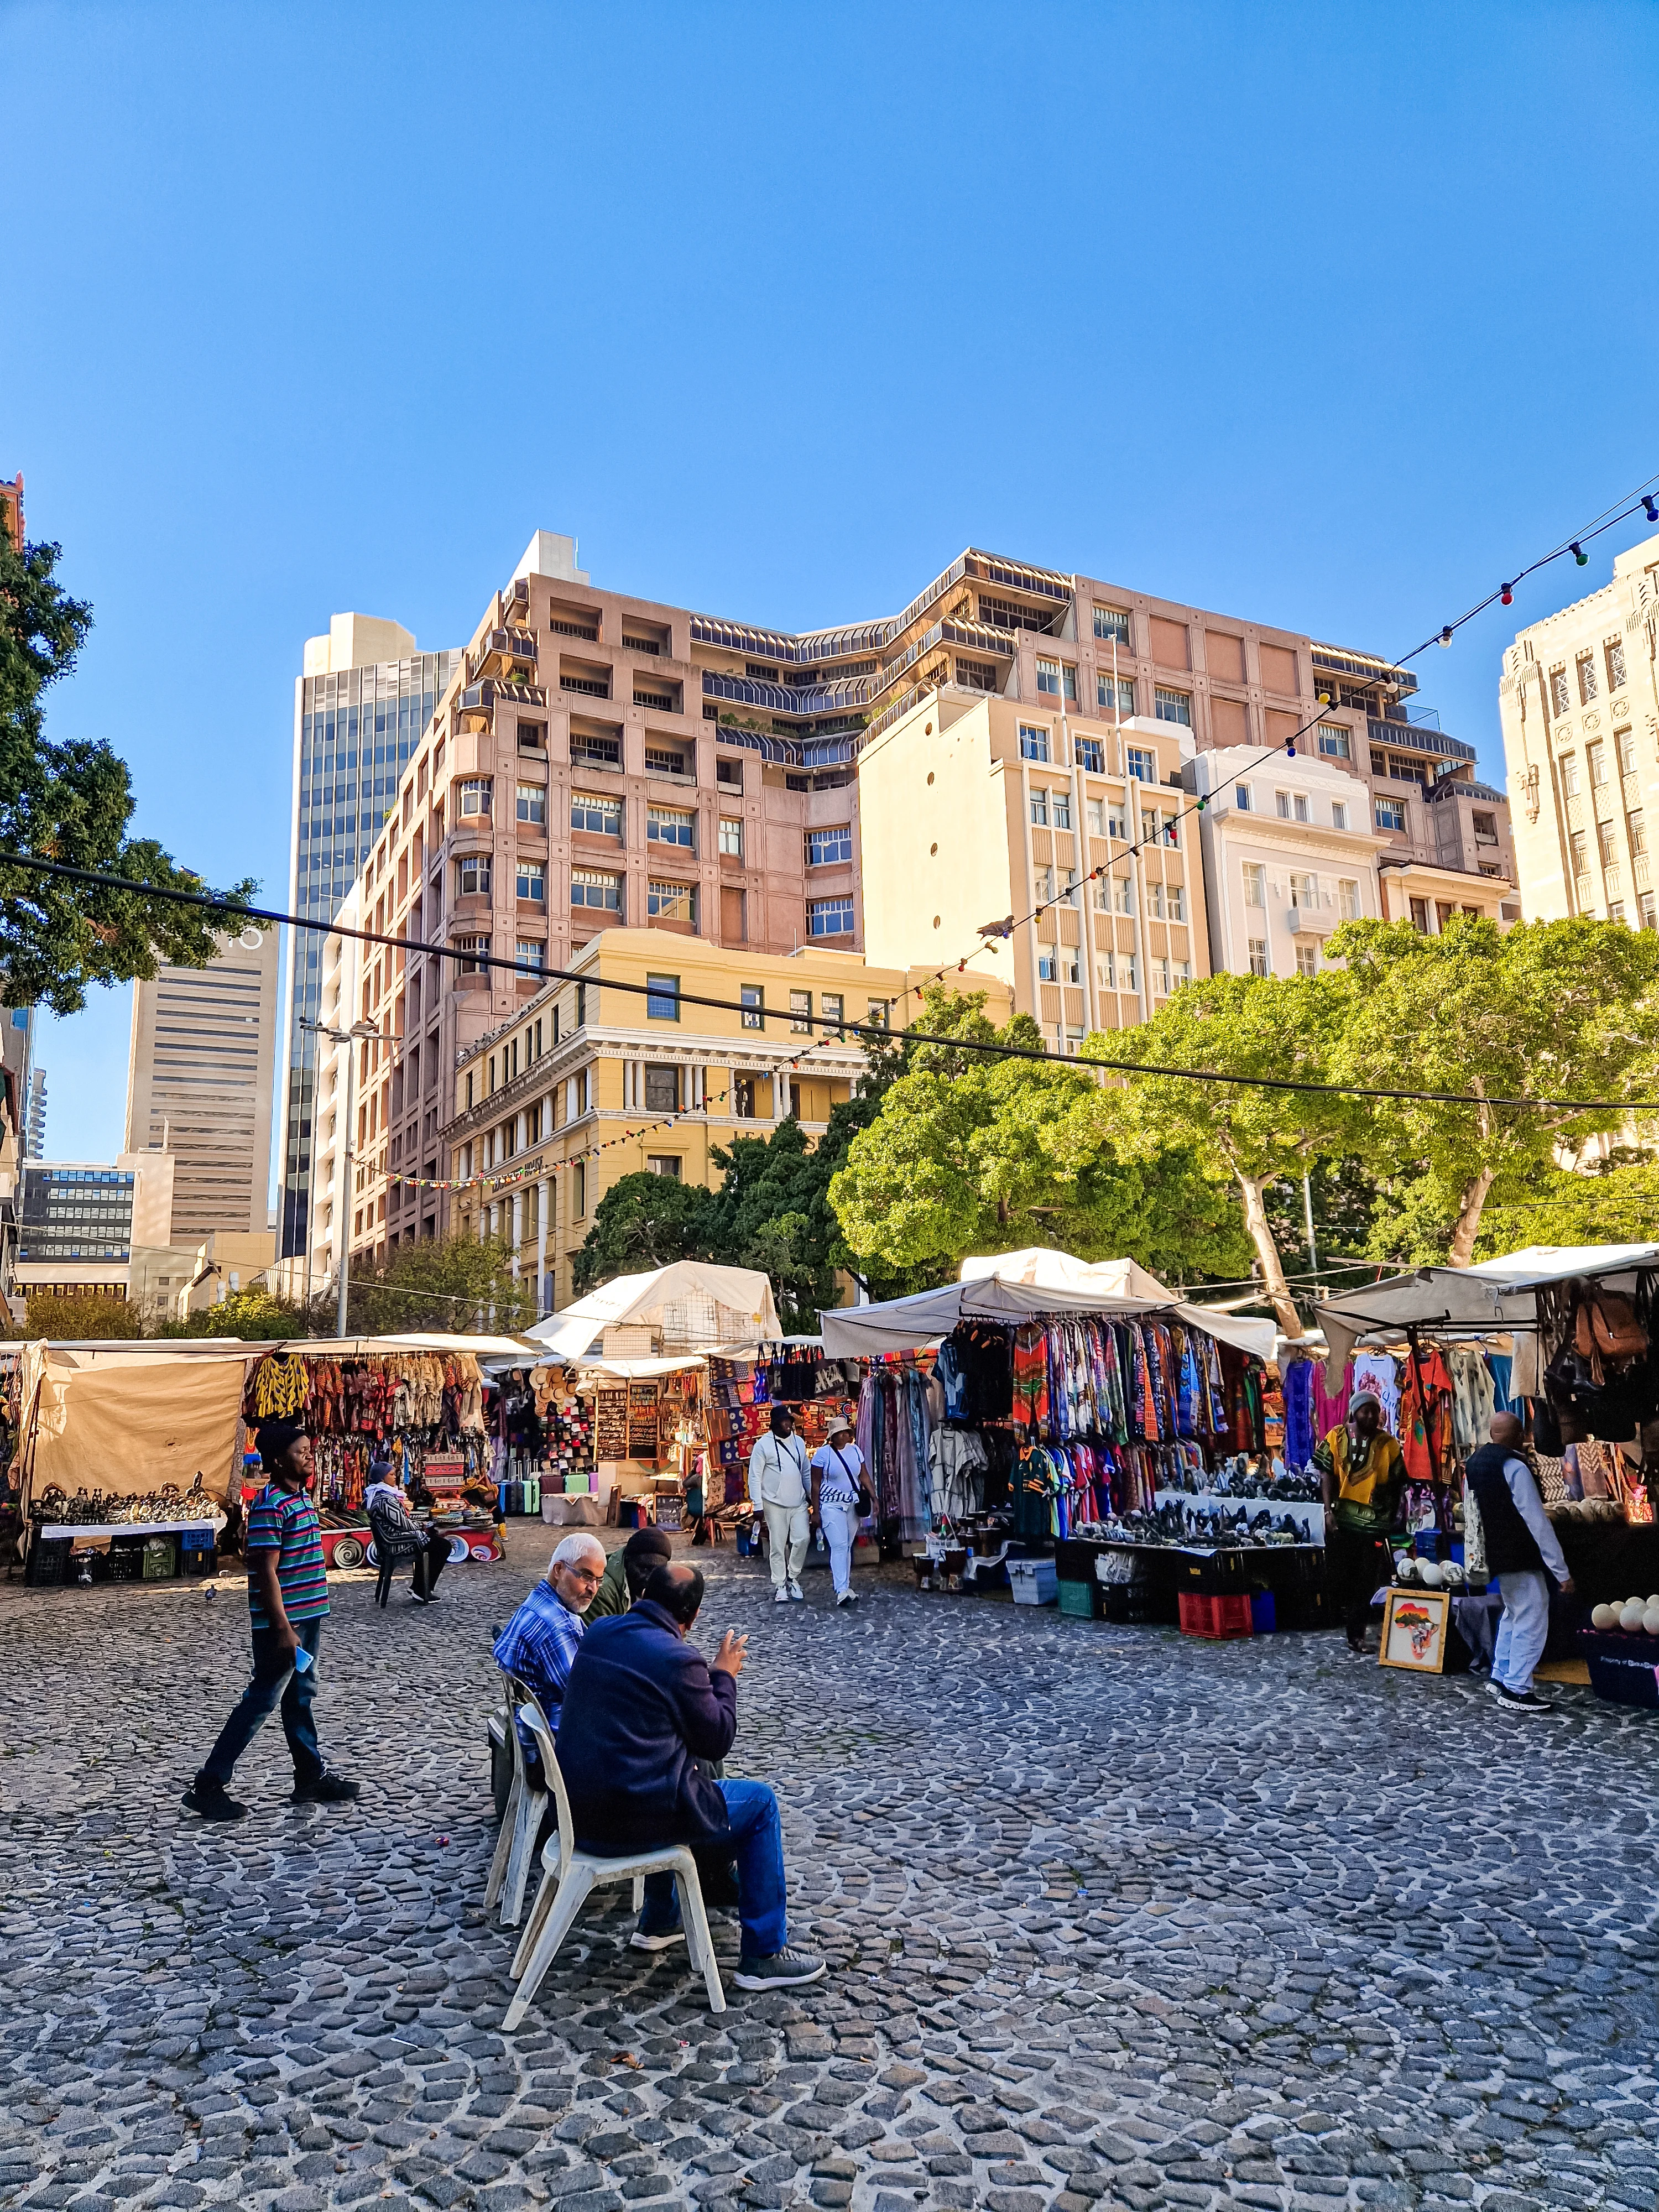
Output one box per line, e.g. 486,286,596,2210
637,1778,787,1958
199,1619,326,1787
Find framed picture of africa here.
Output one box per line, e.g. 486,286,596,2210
1378,1586,1450,1674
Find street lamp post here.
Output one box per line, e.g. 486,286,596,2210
309,1015,382,1338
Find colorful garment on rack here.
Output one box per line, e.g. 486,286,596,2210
1011,1325,1050,1432
1313,1355,1350,1440
1281,1357,1316,1470
1399,1342,1454,1485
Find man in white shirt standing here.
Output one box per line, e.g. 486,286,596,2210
810,1416,865,1608
748,1405,811,1603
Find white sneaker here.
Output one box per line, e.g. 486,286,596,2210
835,1588,853,1606
787,1579,805,1600
774,1584,792,1603
629,1928,684,1952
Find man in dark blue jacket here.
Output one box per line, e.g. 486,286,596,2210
556,1561,825,1990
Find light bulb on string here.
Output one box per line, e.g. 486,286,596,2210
1645,497,1659,524
1500,583,1514,606
1439,625,1454,648
1572,542,1588,566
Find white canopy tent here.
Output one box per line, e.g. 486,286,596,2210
818,1247,1278,1360
526,1261,782,1363
1313,1243,1659,1374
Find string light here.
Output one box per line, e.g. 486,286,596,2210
1645,497,1659,523
1500,583,1514,606
1571,541,1588,566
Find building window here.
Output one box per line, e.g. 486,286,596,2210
1317,726,1351,759
1125,747,1156,784
1154,686,1192,727
1062,664,1078,701
573,1159,586,1218
1276,790,1292,819
644,1066,679,1113
1243,862,1266,908
807,823,853,865
458,777,492,816
809,896,855,937
1549,667,1571,716
646,973,680,1020
1608,638,1627,691
1597,820,1618,867
1375,797,1405,831
1472,810,1498,844
1235,783,1251,812
1588,741,1607,787
515,782,546,825
571,867,621,912
571,790,623,837
1569,828,1589,877
456,934,490,974
1410,896,1431,933
1617,727,1636,774
867,999,890,1029
742,985,764,1031
1334,879,1358,920
1093,604,1131,644
647,805,696,850
1578,654,1598,705
648,879,696,922
732,1074,761,1120
1629,810,1647,856
719,816,744,857
1295,945,1318,978
456,854,492,898
1331,801,1348,831
1052,792,1072,829
1291,872,1317,911
1019,724,1050,761
571,731,622,771
1029,788,1050,826
1292,793,1309,822
716,756,743,790
1036,659,1062,696
1166,881,1185,921
1641,892,1657,930
515,940,545,973
790,989,812,1035
1247,938,1269,978
645,744,688,778
1086,797,1105,836
1160,813,1180,847
821,992,844,1035
644,1155,681,1178
1097,671,1135,720
1075,736,1104,774
1609,901,1627,924
517,861,546,902
1037,950,1058,982
1561,755,1580,797
1108,802,1129,839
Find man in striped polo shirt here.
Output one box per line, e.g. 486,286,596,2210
183,1420,361,1820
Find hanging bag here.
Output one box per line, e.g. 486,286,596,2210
829,1441,873,1519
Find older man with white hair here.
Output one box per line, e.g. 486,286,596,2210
492,1532,607,1729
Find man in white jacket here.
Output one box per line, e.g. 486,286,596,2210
748,1405,811,1603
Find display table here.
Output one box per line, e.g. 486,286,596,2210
39,1517,220,1542
1056,1534,1327,1628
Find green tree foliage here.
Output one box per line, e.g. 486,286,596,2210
1326,915,1659,1266
571,1172,722,1296
153,1288,313,1340
345,1233,534,1337
1109,973,1358,1333
0,530,262,1013
831,989,1250,1291
1472,1149,1659,1260
25,1292,143,1340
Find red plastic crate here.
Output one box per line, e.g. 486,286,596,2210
1178,1590,1253,1640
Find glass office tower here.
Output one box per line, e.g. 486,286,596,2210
279,648,457,1267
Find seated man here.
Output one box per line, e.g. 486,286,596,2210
557,1561,825,1990
585,1526,674,1621
492,1532,606,1729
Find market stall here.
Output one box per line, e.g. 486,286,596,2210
1314,1244,1659,1702
819,1250,1313,1629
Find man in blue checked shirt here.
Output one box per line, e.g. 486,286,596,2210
493,1532,607,1729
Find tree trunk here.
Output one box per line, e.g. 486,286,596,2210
1238,1173,1303,1338
1446,1165,1496,1268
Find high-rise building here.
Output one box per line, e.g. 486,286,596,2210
14,1150,175,1304
24,1066,45,1157
278,613,459,1274
305,530,1511,1294
1499,531,1659,926
124,927,280,1244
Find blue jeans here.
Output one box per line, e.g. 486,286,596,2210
638,1778,787,1958
200,1619,326,1786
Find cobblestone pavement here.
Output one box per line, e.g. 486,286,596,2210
2,1524,1656,2212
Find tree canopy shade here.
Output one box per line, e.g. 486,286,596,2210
345,1233,534,1337
571,1173,722,1297
1108,972,1357,1333
0,531,261,1012
1326,915,1659,1266
830,989,1250,1291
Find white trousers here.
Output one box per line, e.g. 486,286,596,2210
1493,1568,1551,1695
763,1501,809,1589
820,1498,858,1595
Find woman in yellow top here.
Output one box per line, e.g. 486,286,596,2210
1313,1390,1406,1653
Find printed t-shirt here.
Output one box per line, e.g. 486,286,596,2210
1312,1426,1406,1536
246,1480,331,1629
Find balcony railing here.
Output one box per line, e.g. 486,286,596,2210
560,673,611,699
460,678,548,716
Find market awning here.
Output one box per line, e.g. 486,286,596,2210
1311,1243,1659,1368
526,1262,781,1361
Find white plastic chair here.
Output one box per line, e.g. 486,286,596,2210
484,1673,549,1929
502,1701,726,2026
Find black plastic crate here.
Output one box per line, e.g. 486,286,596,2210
107,1542,145,1583
25,1536,71,1587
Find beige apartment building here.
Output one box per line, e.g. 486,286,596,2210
125,927,280,1245
308,931,1003,1311
310,529,1515,1289
1499,531,1659,926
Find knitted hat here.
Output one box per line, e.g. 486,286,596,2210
255,1418,305,1468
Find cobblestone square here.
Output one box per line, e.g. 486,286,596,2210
2,1529,1655,2212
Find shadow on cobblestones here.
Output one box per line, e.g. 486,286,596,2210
2,1525,1655,2212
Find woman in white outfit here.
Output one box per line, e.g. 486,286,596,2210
810,1417,865,1607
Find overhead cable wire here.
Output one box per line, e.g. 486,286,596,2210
4,849,1658,1114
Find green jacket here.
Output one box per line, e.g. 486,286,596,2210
583,1547,630,1621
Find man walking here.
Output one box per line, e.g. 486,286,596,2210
810,1416,865,1607
183,1420,359,1820
748,1404,810,1603
1314,1390,1405,1652
1465,1411,1574,1713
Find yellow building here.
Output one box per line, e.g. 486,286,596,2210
858,693,1208,1048
440,931,1011,1309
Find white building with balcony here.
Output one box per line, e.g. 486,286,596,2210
1187,745,1387,978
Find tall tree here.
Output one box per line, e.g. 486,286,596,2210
571,1172,721,1295
1327,914,1659,1266
346,1232,534,1335
0,531,259,1012
1110,972,1358,1333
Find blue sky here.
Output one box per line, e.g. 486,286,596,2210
8,0,1659,1176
